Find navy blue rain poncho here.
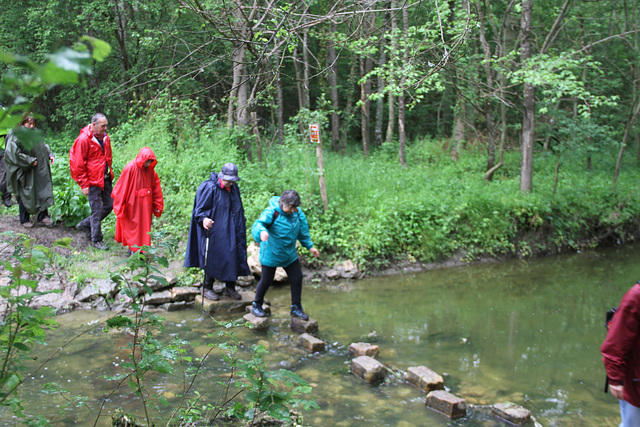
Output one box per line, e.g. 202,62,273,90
184,172,250,281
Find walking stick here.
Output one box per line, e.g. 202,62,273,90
202,229,209,304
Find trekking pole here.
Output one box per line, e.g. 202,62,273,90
202,229,209,305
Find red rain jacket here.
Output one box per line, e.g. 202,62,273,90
69,124,113,189
602,283,640,408
112,147,163,251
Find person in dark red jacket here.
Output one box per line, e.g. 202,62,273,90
69,113,114,250
601,283,640,427
112,147,163,254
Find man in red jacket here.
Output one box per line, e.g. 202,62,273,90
601,282,640,427
111,147,163,254
69,113,113,250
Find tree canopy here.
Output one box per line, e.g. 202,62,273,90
1,0,639,190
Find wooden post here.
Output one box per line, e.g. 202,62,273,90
310,123,328,212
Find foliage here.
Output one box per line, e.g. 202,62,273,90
48,156,91,226
99,239,316,426
228,343,318,423
0,233,65,424
0,35,110,142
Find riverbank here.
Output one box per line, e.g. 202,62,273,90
3,202,636,318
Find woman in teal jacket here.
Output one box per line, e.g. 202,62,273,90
251,190,319,319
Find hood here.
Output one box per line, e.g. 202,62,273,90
269,196,282,212
80,124,94,139
209,171,218,181
135,146,157,169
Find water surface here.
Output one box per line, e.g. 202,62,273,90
5,244,637,426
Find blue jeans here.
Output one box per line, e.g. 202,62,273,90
619,399,640,427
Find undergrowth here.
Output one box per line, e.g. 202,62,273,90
40,103,640,270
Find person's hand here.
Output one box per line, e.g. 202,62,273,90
260,231,269,241
32,160,37,166
610,384,624,400
49,155,55,164
310,247,320,257
203,218,214,230
81,187,89,196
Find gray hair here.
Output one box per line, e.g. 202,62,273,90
279,190,301,209
91,113,106,124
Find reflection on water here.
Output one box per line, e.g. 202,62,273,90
5,244,639,426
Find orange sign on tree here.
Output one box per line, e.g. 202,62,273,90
309,124,319,143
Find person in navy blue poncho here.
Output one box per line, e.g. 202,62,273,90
184,163,250,300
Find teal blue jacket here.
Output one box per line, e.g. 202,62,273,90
251,196,314,268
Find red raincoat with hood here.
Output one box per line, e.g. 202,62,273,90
69,124,113,189
112,147,163,251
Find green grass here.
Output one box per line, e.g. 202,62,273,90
40,106,640,271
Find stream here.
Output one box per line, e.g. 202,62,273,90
4,243,638,426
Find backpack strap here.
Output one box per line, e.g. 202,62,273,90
267,211,279,229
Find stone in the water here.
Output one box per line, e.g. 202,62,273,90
169,286,199,302
425,390,466,419
351,356,386,384
195,295,251,313
243,313,269,331
404,366,444,393
143,290,172,305
290,316,318,334
299,333,325,353
348,342,379,358
492,402,531,425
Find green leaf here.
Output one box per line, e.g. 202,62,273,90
106,315,135,329
79,36,112,61
40,61,79,85
12,342,31,352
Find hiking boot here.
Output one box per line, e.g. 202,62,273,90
203,289,220,301
37,217,53,227
2,199,12,207
90,240,108,250
251,302,267,317
76,222,91,239
290,304,309,320
224,287,242,300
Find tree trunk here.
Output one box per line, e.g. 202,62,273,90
397,2,409,166
613,97,640,185
251,112,262,162
451,96,465,162
375,36,386,146
519,0,535,192
477,0,496,171
385,0,398,144
276,64,285,146
327,23,340,151
341,60,358,155
293,44,305,134
360,54,371,157
302,29,311,112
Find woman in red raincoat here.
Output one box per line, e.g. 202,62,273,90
112,147,163,253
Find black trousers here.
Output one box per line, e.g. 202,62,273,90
76,177,113,242
203,275,236,290
0,154,11,202
253,258,303,307
17,197,47,224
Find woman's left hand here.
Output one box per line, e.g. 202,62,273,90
309,248,319,257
